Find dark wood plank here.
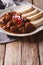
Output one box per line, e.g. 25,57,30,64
33,0,43,65
0,44,5,65
37,31,43,65
4,40,22,65
22,36,39,65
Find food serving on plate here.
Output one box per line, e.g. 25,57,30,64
0,11,36,34
0,6,43,34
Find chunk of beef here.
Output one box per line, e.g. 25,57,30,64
10,26,19,33
6,20,13,28
19,27,25,33
0,17,7,25
3,20,13,29
25,22,36,33
0,13,12,25
18,22,25,28
5,14,12,21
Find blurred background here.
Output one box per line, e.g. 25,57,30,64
0,0,23,9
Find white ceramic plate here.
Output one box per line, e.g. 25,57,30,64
0,4,43,37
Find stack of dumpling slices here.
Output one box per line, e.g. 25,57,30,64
16,6,43,28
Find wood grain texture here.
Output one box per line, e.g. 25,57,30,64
22,36,39,65
0,44,5,65
33,0,43,10
4,40,22,65
38,31,43,65
33,0,43,65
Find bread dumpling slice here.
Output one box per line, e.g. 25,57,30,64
16,6,34,14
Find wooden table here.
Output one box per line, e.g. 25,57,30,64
0,0,43,65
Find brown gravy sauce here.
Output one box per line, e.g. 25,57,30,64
0,12,36,34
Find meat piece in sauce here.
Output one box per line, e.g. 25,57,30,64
6,12,13,16
6,20,13,28
24,22,36,33
17,20,30,33
0,17,7,25
10,26,19,33
12,19,18,26
0,13,12,25
18,22,25,28
5,14,12,21
19,27,25,33
3,25,8,30
3,20,13,29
